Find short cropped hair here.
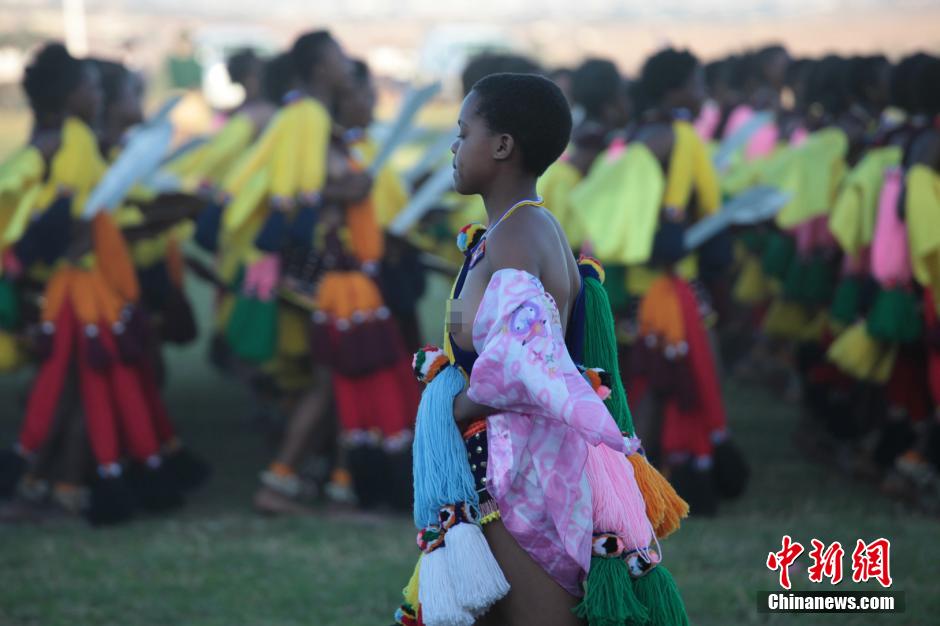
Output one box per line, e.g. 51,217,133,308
461,53,542,97
22,42,82,117
290,30,335,82
571,58,621,120
471,72,572,177
639,48,699,106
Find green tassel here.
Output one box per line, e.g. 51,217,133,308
802,255,835,307
739,229,767,254
574,556,650,626
782,257,807,301
867,288,923,344
0,279,19,330
632,565,689,626
225,295,278,362
830,277,861,326
602,265,630,314
583,275,635,435
761,231,795,281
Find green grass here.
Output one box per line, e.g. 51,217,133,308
1,276,938,625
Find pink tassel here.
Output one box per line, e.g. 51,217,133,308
584,443,654,552
871,167,911,286
243,254,281,301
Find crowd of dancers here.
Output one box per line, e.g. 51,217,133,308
0,33,937,536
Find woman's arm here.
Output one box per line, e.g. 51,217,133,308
453,387,498,422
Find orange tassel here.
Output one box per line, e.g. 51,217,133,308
166,236,185,290
41,269,73,324
69,271,102,326
346,200,384,263
638,276,685,346
89,269,124,325
628,453,689,539
92,212,140,304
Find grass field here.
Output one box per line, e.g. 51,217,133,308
1,276,938,626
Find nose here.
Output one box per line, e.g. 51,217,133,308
451,138,459,155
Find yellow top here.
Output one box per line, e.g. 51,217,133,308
906,164,940,304
538,159,585,247
767,127,848,228
164,112,256,191
3,118,106,247
829,146,902,256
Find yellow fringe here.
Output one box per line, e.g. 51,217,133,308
402,555,421,610
827,321,897,383
733,254,772,304
629,454,689,539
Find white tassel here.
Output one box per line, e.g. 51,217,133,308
443,522,511,616
418,548,475,626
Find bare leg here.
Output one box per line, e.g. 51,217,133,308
474,520,585,626
254,368,332,515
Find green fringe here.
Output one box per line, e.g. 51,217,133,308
802,255,835,307
866,288,923,344
0,279,19,330
782,258,807,301
761,232,795,281
574,556,650,626
225,294,278,363
632,565,689,626
739,230,768,255
583,275,635,435
829,277,861,326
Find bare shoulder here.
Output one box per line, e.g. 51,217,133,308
485,204,576,286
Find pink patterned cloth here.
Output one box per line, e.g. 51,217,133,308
466,269,625,596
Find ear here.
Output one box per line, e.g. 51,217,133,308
491,133,515,162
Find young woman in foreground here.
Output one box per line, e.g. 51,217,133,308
399,73,689,626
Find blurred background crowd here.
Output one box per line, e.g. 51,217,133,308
0,1,939,625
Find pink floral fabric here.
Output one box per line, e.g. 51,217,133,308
466,268,625,596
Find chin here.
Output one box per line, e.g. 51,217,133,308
453,172,472,196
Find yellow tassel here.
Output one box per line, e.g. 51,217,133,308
403,555,421,610
733,254,771,304
762,299,810,339
827,322,897,383
628,454,689,539
0,331,23,371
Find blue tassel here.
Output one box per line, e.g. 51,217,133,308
289,204,319,247
254,210,288,253
194,201,224,253
412,366,477,528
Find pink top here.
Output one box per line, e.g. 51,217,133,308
467,269,625,596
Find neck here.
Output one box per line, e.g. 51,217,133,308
301,82,332,108
481,177,539,225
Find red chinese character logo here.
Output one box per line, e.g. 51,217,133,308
807,539,844,584
851,538,893,588
767,534,804,589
